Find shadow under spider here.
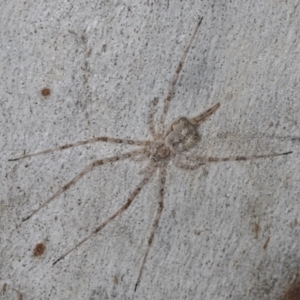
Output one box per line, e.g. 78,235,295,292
9,17,292,291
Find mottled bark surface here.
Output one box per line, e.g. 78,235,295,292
1,1,299,299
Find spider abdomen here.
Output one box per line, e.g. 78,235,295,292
165,117,200,153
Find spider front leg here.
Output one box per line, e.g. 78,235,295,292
174,151,292,170
148,97,160,138
190,102,220,126
53,164,156,265
173,155,204,170
160,17,203,128
22,149,146,221
135,165,167,291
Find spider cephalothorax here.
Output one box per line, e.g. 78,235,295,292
150,141,170,165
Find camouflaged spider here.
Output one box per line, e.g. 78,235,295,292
9,17,291,291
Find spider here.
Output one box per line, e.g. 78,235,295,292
9,17,292,291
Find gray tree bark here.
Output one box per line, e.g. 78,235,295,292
1,1,299,299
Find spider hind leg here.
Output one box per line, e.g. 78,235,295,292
134,165,166,291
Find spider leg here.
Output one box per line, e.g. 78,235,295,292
131,152,150,162
22,149,146,222
134,165,167,291
190,103,220,126
160,17,203,128
139,162,155,175
175,151,292,169
8,137,149,161
148,97,160,138
53,164,156,265
173,155,204,170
